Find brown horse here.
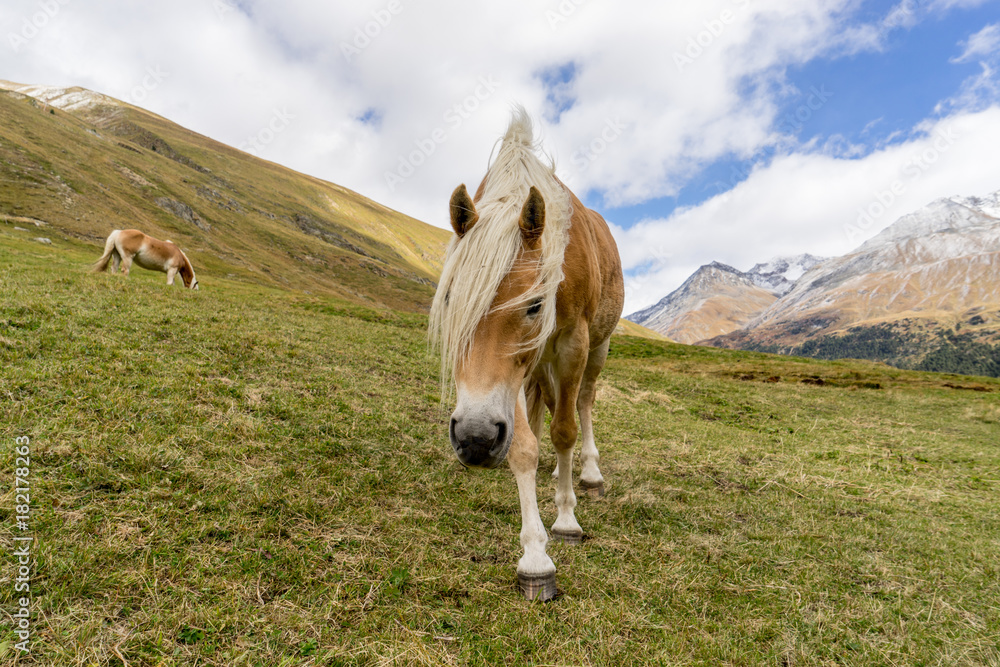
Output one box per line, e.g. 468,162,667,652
92,229,199,289
429,108,624,600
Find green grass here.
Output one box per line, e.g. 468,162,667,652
0,86,449,313
2,233,999,666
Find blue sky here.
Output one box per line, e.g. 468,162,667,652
2,0,999,312
586,1,999,229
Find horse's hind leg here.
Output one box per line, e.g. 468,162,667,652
577,337,611,497
549,327,589,544
111,250,121,273
120,252,133,276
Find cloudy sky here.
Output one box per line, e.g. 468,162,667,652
3,0,999,313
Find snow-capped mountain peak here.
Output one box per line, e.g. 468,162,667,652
858,190,1000,252
0,80,118,112
627,260,779,344
746,254,827,296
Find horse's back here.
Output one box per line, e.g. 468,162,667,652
559,191,624,349
122,230,181,268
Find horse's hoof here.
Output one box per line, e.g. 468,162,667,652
581,481,605,498
551,529,583,545
518,572,558,601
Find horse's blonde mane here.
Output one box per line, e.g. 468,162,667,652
176,246,196,281
429,106,571,394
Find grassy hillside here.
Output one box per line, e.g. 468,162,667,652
0,83,450,312
2,230,999,665
615,318,672,341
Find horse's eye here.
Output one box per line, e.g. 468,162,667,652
444,291,450,305
526,299,542,317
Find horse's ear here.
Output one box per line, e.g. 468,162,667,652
519,186,545,249
449,184,479,238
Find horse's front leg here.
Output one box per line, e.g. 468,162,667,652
509,389,557,601
166,267,178,285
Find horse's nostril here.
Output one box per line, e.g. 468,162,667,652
494,421,507,450
450,418,458,442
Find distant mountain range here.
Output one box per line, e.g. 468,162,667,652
628,191,1000,377
628,255,825,344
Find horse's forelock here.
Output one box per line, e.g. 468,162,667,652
429,108,571,396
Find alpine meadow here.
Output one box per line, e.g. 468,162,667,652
3,214,1000,666
2,48,1000,667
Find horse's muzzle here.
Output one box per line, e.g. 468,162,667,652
450,415,512,469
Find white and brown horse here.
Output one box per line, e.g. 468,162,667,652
92,229,199,289
429,108,624,600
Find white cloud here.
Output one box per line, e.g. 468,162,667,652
0,0,868,225
619,107,1000,314
952,23,1000,63
2,0,999,317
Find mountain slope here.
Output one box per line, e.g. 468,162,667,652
627,255,826,345
746,254,826,296
0,80,450,311
746,194,1000,336
709,191,1000,376
628,262,778,344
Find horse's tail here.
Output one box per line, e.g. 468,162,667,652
91,230,120,273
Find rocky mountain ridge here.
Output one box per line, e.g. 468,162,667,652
627,255,825,344
629,190,1000,376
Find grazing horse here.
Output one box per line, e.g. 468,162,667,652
92,229,199,289
429,108,624,600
